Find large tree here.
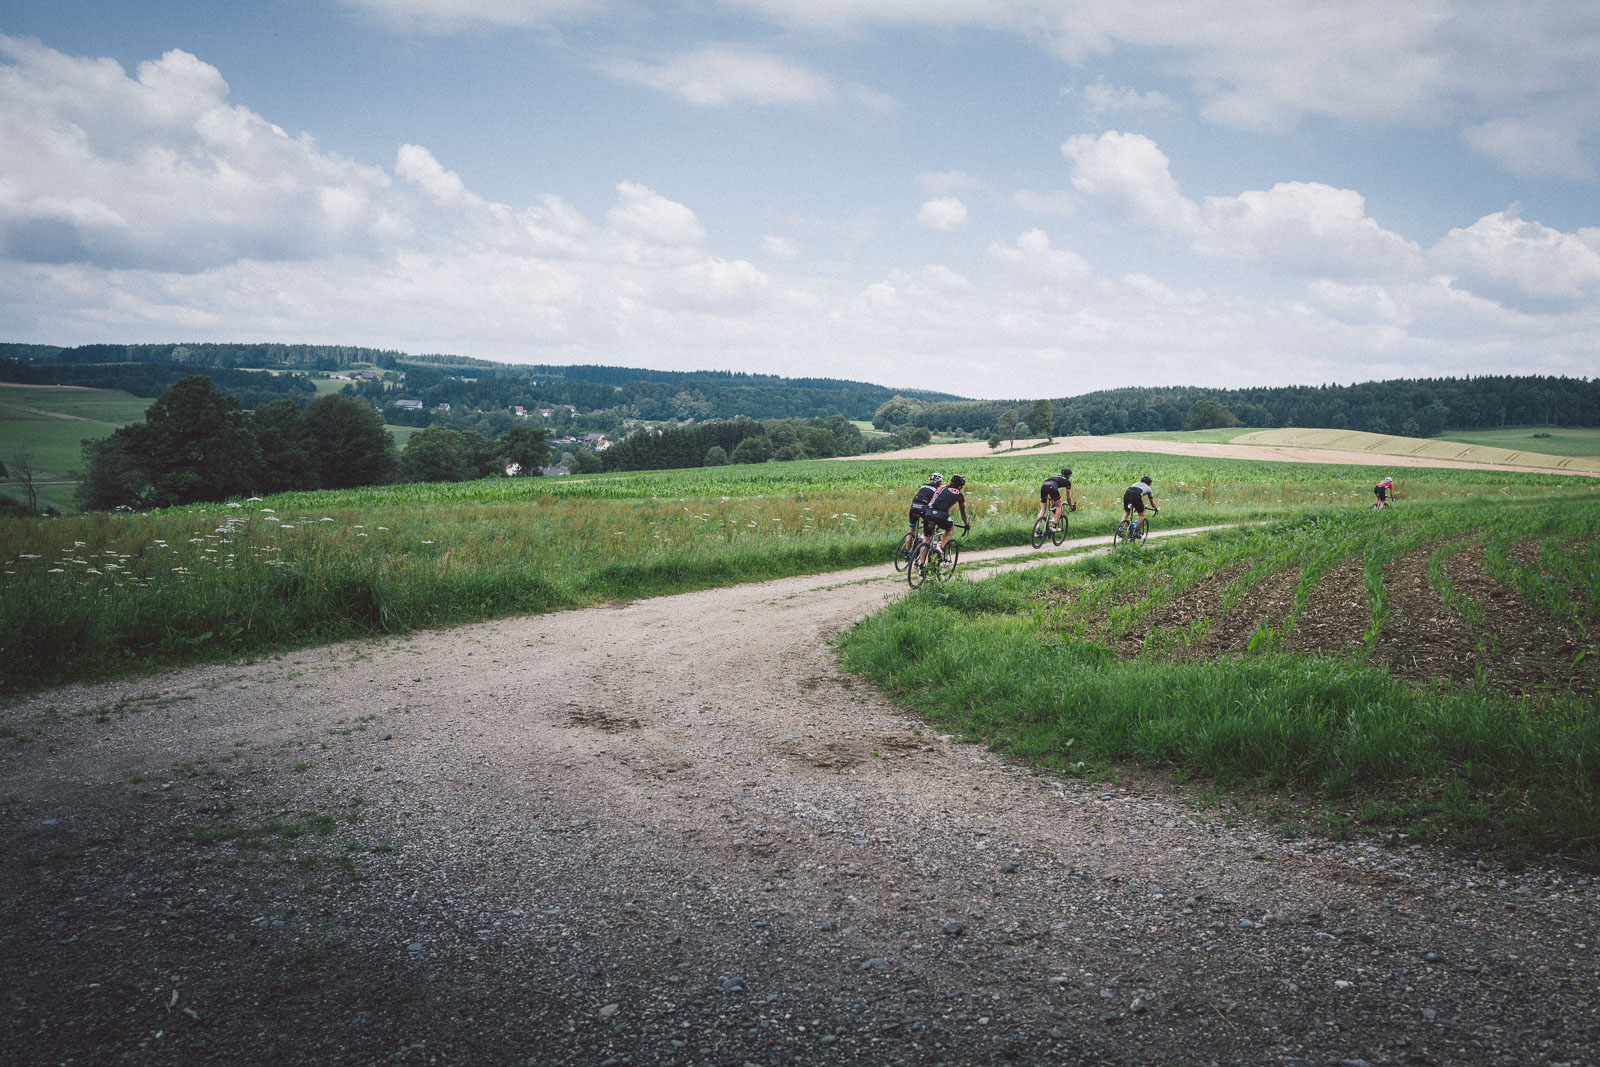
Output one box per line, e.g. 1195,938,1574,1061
119,376,262,507
499,424,551,476
1026,399,1054,441
250,399,320,494
302,395,396,489
77,432,151,511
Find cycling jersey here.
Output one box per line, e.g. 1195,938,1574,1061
1039,475,1072,501
908,483,939,523
928,486,964,513
1123,482,1152,514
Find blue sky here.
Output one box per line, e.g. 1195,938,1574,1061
1,1,1597,399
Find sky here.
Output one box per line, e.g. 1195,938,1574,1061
1,1,1597,400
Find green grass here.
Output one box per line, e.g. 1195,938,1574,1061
0,452,1587,696
1434,425,1600,458
0,385,140,478
837,498,1600,866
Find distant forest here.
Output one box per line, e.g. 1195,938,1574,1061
0,342,957,423
3,341,1595,439
875,377,1600,438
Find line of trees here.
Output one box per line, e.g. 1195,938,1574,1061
0,357,318,407
874,375,1600,440
600,414,909,472
77,377,551,511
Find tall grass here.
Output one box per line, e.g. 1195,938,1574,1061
838,498,1600,865
0,454,1588,697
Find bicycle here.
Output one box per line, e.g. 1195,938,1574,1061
1114,509,1155,546
1030,503,1073,549
893,525,920,572
908,523,967,588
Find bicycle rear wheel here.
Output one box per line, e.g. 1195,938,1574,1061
893,529,916,571
936,542,960,580
1052,515,1069,546
1030,516,1048,549
1114,520,1128,546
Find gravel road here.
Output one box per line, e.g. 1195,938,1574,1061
3,529,1596,1066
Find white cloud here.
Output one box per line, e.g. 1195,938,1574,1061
1461,119,1595,180
339,0,603,31
1061,131,1198,235
1195,182,1424,280
1078,76,1173,120
598,45,837,107
606,181,706,245
916,196,969,230
761,235,800,259
988,228,1091,279
1431,210,1600,303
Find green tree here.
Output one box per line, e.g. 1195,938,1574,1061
987,432,1002,450
704,445,729,466
119,376,262,507
302,395,396,489
572,449,603,474
1026,399,1054,441
872,395,920,431
250,400,319,493
731,436,769,464
77,432,150,511
1415,402,1450,437
398,427,466,482
500,425,551,476
996,408,1020,449
1183,400,1241,431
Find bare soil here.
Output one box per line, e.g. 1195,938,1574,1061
3,532,1598,1066
1281,558,1371,660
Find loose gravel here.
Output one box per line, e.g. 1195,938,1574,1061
3,531,1597,1066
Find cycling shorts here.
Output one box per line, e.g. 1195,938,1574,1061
1039,484,1061,503
924,508,953,532
908,506,926,525
1374,486,1388,501
1122,489,1147,514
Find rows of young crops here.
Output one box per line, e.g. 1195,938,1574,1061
838,496,1600,866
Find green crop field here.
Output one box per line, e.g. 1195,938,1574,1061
841,496,1600,866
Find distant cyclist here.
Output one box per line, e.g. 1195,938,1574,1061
908,472,943,532
1122,475,1158,534
1373,476,1395,509
918,474,969,565
1036,467,1075,532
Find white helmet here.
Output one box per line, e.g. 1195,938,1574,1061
929,472,943,485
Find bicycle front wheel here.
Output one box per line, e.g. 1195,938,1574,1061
936,542,960,581
1031,516,1048,549
907,549,930,588
893,529,916,571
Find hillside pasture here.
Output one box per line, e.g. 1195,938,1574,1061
1435,425,1600,458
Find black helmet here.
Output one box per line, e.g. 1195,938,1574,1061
1060,467,1072,478
1141,475,1152,485
950,474,966,488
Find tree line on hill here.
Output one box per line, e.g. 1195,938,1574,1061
75,377,552,511
1,343,957,422
0,358,317,408
873,375,1600,439
598,414,924,472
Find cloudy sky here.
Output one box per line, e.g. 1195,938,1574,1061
1,1,1597,399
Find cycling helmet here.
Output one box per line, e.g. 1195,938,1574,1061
929,472,943,485
1141,475,1153,485
950,474,966,488
1060,467,1072,478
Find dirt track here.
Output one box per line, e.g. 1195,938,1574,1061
3,529,1597,1066
853,434,1600,478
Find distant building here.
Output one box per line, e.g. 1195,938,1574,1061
393,399,422,411
432,402,451,412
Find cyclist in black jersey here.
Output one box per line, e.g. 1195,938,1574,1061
1121,475,1158,535
907,473,942,530
1036,467,1075,532
917,474,969,565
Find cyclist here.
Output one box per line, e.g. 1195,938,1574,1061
1373,476,1395,509
1122,475,1158,535
1036,467,1075,532
908,472,943,531
918,474,969,565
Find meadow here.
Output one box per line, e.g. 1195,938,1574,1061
1,449,1585,698
839,496,1600,866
